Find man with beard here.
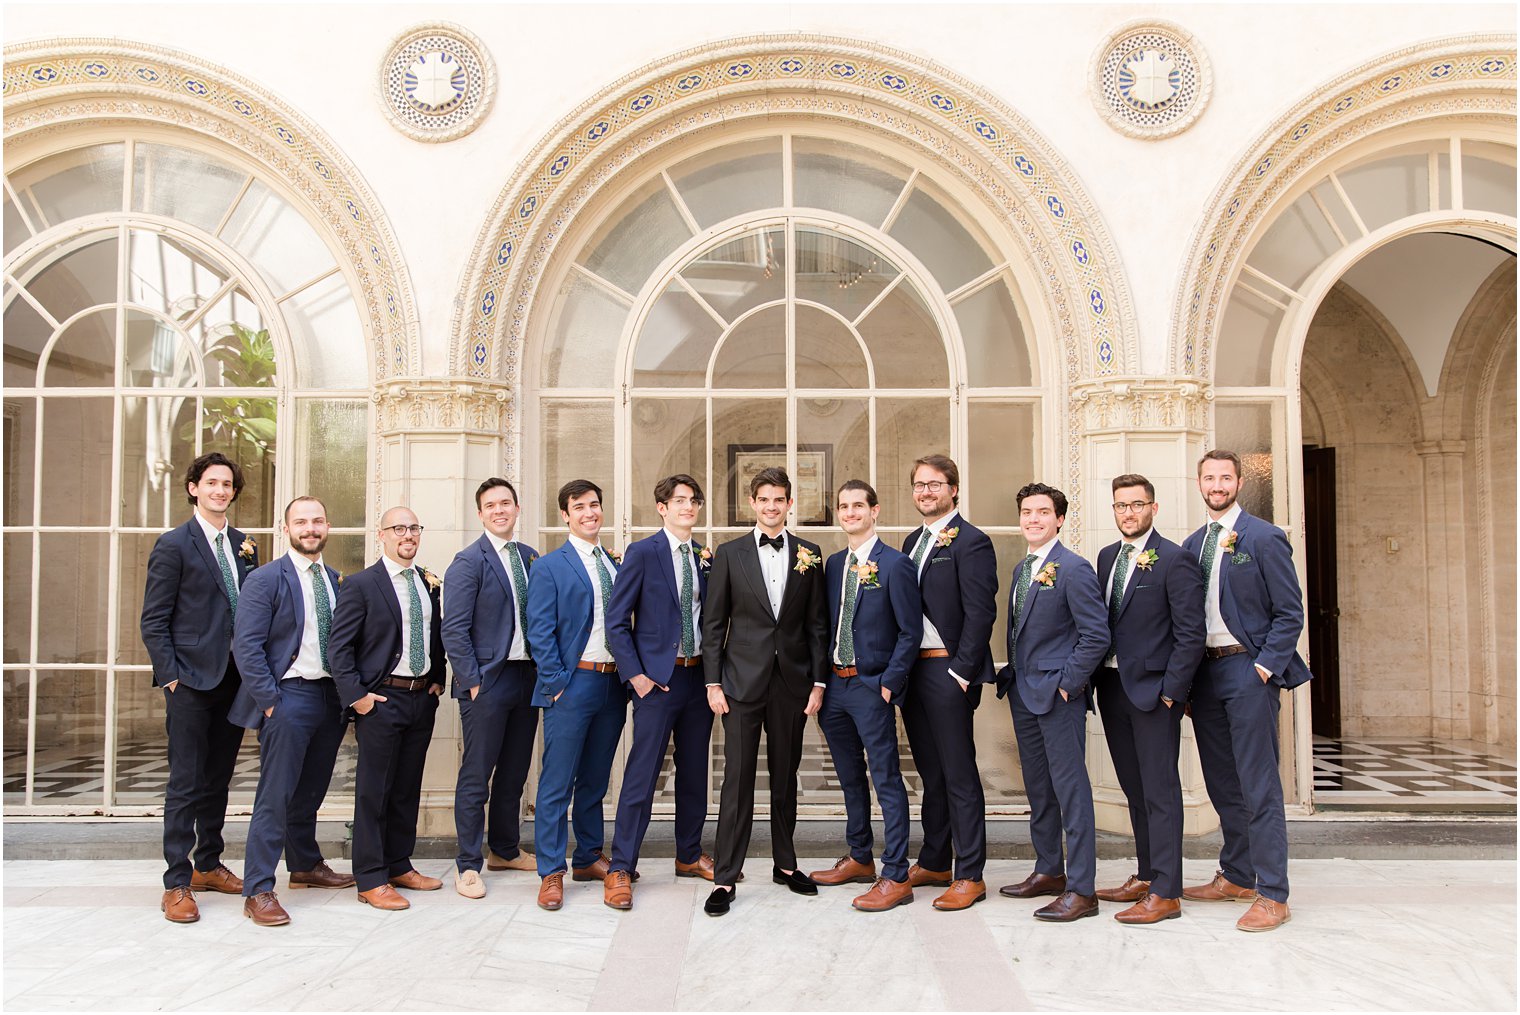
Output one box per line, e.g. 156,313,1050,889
230,495,354,925
1181,451,1311,933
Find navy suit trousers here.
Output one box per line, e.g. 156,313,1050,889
901,657,986,881
818,674,910,883
1095,668,1184,897
1009,686,1096,895
534,669,627,876
1191,652,1289,902
352,687,438,891
454,661,539,873
242,678,345,896
161,661,245,889
610,667,712,873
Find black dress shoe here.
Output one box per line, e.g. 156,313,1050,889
704,886,734,917
998,871,1067,899
1033,891,1100,922
772,866,819,896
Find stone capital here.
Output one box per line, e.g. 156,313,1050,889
373,377,514,436
1069,376,1211,434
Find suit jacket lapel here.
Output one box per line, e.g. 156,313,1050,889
735,534,771,617
653,533,681,605
561,542,593,596
776,533,803,617
372,559,404,628
280,555,302,615
1016,544,1056,641
185,517,226,591
477,534,513,597
1116,530,1153,621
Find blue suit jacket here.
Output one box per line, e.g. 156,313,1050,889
228,554,343,729
525,540,619,708
328,558,447,708
442,533,540,699
1181,509,1313,689
139,516,258,690
1094,530,1205,710
607,531,708,688
824,540,922,701
997,540,1110,715
902,513,999,686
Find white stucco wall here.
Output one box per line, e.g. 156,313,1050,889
7,2,1511,377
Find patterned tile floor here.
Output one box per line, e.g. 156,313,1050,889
1312,736,1517,808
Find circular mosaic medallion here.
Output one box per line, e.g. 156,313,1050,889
1090,20,1211,140
380,22,496,143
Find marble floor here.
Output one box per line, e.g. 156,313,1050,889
2,856,1514,1012
1311,737,1516,808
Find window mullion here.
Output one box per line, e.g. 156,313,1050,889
3,177,39,237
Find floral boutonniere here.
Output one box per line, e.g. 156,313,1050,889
1034,561,1059,587
238,535,257,563
936,526,960,548
1218,529,1239,554
336,572,345,585
852,559,881,589
794,546,820,574
606,548,623,566
419,567,441,591
696,544,712,573
1134,548,1160,571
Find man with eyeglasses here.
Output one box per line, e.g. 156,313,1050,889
1091,474,1204,925
898,455,998,911
329,506,447,911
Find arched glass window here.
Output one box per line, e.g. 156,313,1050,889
3,139,373,812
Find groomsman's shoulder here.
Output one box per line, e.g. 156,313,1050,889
714,532,753,556
793,532,822,555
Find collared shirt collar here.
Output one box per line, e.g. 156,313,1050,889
382,554,415,577
663,528,694,554
846,534,879,563
193,511,228,542
1027,537,1060,567
567,533,603,559
1212,503,1244,536
286,548,325,571
1120,527,1155,550
486,531,515,555
920,510,958,538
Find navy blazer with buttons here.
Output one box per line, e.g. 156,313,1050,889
996,540,1110,715
227,554,343,729
1180,508,1312,689
328,557,446,708
140,515,258,691
442,533,540,699
524,540,618,708
606,531,708,688
824,540,923,701
1094,530,1206,710
902,513,999,686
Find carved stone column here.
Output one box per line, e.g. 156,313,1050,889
1416,439,1472,740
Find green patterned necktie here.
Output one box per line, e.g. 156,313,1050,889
679,544,696,657
1010,553,1037,654
214,532,239,616
911,527,932,570
1109,543,1135,627
1200,522,1223,598
399,567,426,674
505,542,529,634
310,562,332,672
838,551,860,665
592,547,615,652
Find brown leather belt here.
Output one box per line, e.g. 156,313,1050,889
674,655,703,668
380,676,431,691
1204,645,1248,659
832,665,858,678
918,649,950,659
576,660,618,673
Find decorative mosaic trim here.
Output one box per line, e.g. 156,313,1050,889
378,22,497,144
1090,20,1212,140
3,38,419,381
1170,35,1516,379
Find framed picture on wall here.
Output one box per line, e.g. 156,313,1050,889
727,444,833,526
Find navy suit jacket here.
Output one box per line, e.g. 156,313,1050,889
607,531,708,688
525,540,619,708
1094,530,1205,710
442,533,540,699
824,540,922,701
140,516,258,690
228,554,343,729
328,558,446,708
996,540,1110,715
1181,509,1313,689
902,513,999,686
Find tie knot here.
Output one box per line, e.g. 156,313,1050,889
847,551,858,567
400,567,413,578
310,562,322,574
679,543,689,556
1209,521,1222,535
1119,543,1134,557
1024,553,1038,567
592,547,602,558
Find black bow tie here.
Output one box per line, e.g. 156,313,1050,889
759,533,784,551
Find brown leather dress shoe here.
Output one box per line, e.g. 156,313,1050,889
190,864,243,895
852,877,913,912
1096,875,1151,903
1182,871,1257,903
161,886,199,924
244,891,291,926
932,879,987,911
357,884,410,911
998,871,1066,899
1115,893,1181,925
539,872,566,911
289,861,355,890
572,850,611,882
907,863,953,888
1236,896,1291,932
1033,891,1100,922
674,854,716,881
487,849,538,872
810,855,877,886
389,869,443,891
604,870,633,910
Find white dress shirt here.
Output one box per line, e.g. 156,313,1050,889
1102,528,1154,668
282,548,336,680
194,511,241,590
1202,503,1244,649
909,512,970,688
664,528,702,655
383,554,433,677
834,535,879,667
567,534,616,664
754,528,789,618
487,532,530,661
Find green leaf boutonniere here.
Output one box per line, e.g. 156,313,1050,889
794,546,820,574
1034,561,1059,587
1134,548,1160,571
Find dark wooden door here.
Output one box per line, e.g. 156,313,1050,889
1303,446,1341,738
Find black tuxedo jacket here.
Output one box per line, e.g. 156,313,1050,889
329,557,446,707
701,531,829,703
902,513,999,686
139,516,258,690
1094,530,1205,709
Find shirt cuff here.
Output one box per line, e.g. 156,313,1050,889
813,681,827,688
948,668,969,689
